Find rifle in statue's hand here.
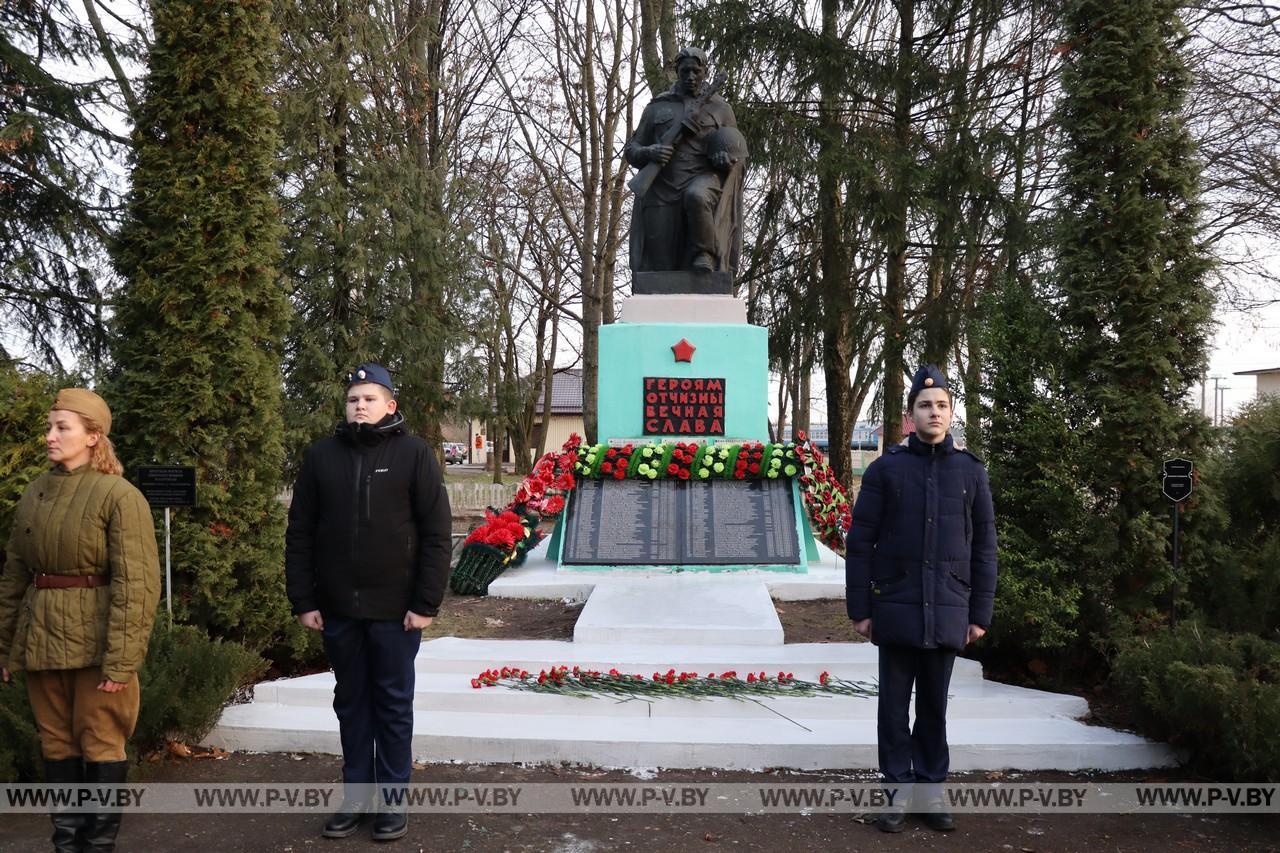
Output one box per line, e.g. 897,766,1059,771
628,73,728,199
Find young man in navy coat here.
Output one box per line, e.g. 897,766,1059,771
286,363,453,841
846,364,997,832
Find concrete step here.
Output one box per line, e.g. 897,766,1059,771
250,671,1088,720
410,637,984,685
208,702,1174,772
571,577,785,645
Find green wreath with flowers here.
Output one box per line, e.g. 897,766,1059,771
575,440,804,482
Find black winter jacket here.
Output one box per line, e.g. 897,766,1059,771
285,413,453,620
845,432,997,650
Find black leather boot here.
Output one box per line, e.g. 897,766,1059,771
81,760,130,852
372,805,408,842
322,801,370,839
44,756,87,853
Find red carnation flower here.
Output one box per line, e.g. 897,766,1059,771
667,463,679,475
606,448,618,458
613,469,626,479
734,470,746,479
678,469,690,480
600,462,613,474
749,463,761,474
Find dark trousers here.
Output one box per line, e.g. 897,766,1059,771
877,644,958,785
322,617,420,793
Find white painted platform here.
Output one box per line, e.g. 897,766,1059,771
572,576,785,645
208,630,1177,771
207,533,1176,771
487,537,847,602
619,294,747,324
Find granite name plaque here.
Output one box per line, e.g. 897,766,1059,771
561,477,800,566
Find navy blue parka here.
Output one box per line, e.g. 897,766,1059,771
845,432,997,650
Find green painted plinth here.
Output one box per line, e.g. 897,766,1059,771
598,323,768,441
581,319,817,572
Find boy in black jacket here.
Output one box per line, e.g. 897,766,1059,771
285,363,452,841
846,364,997,833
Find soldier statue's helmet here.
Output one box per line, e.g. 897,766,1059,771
707,126,748,167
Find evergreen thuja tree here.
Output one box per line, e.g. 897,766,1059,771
978,271,1088,659
1056,0,1214,638
109,0,297,655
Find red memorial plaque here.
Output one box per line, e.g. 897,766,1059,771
643,377,725,435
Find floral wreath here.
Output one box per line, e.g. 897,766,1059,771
449,432,853,595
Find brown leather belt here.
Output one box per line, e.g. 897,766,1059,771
34,574,110,590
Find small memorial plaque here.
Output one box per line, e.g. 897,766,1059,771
561,478,799,566
135,465,197,508
642,377,726,436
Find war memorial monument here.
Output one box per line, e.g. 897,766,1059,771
209,49,1175,774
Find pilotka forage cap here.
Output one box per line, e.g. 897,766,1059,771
52,388,112,435
346,362,395,395
909,364,949,398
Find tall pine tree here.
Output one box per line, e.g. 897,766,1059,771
1057,0,1214,636
273,1,460,468
1,1,125,369
108,0,296,655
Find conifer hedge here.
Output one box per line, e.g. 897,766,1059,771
108,0,303,658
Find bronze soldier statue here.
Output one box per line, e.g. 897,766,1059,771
624,47,747,279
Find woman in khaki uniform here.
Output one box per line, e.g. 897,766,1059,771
0,389,161,853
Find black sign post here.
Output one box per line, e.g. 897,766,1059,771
136,466,197,619
1162,458,1193,630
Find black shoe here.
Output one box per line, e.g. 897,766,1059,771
82,760,130,852
45,757,87,853
921,803,956,832
874,809,907,833
372,809,408,841
322,804,369,839
691,252,714,273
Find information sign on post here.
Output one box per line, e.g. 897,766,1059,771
1161,458,1193,503
135,466,197,620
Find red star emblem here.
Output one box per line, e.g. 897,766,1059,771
671,338,696,362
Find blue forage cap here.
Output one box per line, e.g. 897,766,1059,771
346,362,395,396
909,364,948,398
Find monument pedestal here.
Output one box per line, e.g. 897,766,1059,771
597,321,768,441
632,270,733,295
572,576,784,645
619,294,747,324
